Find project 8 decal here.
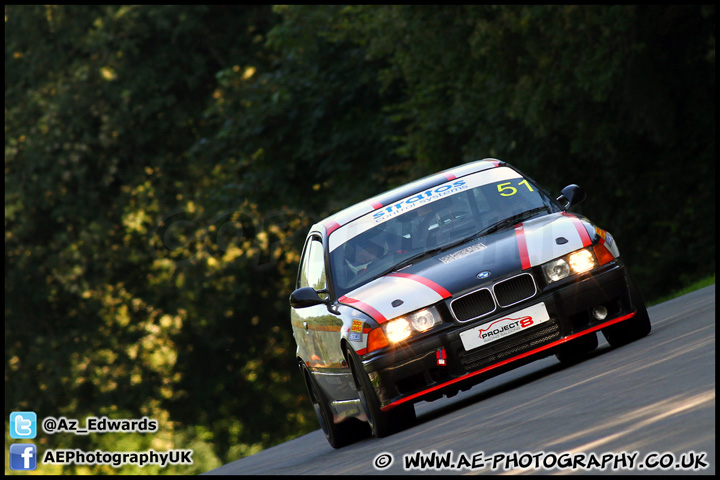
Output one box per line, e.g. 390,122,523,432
459,302,550,351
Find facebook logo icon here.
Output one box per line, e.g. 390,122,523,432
10,411,37,438
10,443,37,471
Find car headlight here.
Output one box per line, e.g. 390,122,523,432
369,306,443,351
568,249,595,274
386,317,412,343
543,248,597,283
409,308,439,332
545,258,571,282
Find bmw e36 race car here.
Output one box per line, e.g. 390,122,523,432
289,158,651,448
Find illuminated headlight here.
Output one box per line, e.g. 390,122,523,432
543,248,597,283
385,318,412,343
568,249,595,274
385,306,443,344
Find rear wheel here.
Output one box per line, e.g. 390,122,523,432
555,332,598,364
301,364,369,448
347,349,415,438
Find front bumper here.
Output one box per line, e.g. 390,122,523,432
360,261,643,411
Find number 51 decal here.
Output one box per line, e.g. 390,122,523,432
497,180,534,196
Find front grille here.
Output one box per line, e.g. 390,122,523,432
450,273,538,322
493,273,537,307
457,318,561,372
451,289,495,321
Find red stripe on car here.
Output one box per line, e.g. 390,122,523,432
324,220,341,235
371,201,383,210
380,310,638,411
338,295,388,324
515,223,531,270
387,272,451,299
561,212,592,247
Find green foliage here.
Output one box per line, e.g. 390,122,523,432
648,274,716,307
5,5,310,474
202,5,410,217
323,5,715,295
5,4,715,474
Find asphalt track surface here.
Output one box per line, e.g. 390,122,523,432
206,284,715,475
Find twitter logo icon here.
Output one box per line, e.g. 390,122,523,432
10,411,37,439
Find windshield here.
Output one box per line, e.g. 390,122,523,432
328,167,561,297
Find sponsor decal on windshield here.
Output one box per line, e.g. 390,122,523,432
329,167,522,252
371,180,468,222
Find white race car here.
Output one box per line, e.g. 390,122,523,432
290,159,651,447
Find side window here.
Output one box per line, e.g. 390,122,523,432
298,237,327,291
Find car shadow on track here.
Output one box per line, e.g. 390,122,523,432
410,343,618,428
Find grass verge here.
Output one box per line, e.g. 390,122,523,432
648,273,715,307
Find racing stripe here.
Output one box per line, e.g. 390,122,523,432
338,295,387,324
380,309,638,411
387,272,451,299
561,212,592,247
522,214,588,267
339,274,448,323
324,220,341,235
515,224,531,270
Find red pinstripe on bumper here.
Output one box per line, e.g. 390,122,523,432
379,310,637,412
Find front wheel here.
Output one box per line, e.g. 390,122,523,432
555,331,599,365
347,349,415,438
301,363,369,448
602,308,651,347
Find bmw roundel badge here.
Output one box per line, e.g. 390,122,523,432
477,271,491,280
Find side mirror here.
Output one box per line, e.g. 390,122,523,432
289,287,330,309
556,184,586,210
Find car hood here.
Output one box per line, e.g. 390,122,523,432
337,212,596,324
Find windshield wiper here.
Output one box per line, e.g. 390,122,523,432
376,206,549,277
476,206,549,237
377,246,447,277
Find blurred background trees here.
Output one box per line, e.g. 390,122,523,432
5,5,714,473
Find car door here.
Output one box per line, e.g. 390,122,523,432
291,234,345,370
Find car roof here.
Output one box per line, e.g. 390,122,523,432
313,158,506,239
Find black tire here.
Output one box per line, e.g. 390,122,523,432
347,349,415,438
555,331,599,365
301,364,369,448
602,307,652,348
